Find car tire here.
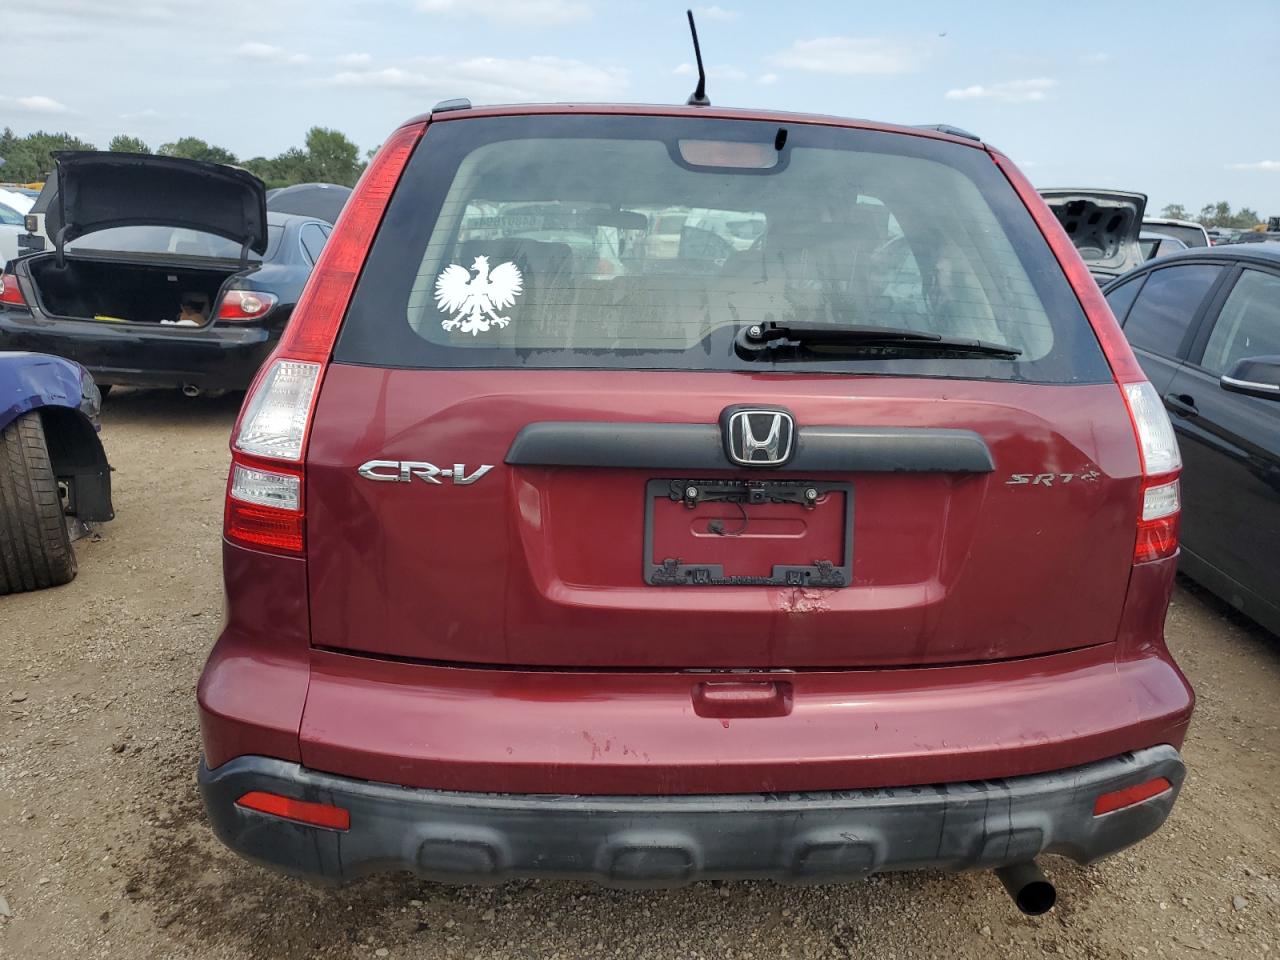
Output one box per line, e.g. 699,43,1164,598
0,411,77,595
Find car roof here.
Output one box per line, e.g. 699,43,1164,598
1110,241,1280,282
398,102,989,150
1142,218,1205,229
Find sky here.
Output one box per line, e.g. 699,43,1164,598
2,0,1278,217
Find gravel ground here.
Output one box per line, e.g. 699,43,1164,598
1,388,1278,960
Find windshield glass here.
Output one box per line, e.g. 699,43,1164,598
66,224,283,260
337,115,1109,383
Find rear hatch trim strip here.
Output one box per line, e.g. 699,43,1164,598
506,421,993,472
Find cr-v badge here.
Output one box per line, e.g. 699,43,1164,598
357,460,493,485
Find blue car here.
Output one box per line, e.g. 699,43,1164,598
0,351,113,594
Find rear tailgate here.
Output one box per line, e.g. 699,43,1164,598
303,112,1135,671
305,368,1140,668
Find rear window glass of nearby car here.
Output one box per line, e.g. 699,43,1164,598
1200,268,1280,374
1104,275,1145,324
66,224,285,261
300,223,328,263
1121,264,1224,358
1147,224,1207,248
337,115,1112,383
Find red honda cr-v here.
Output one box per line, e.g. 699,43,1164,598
198,101,1193,913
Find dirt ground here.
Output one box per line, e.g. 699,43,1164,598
1,388,1278,960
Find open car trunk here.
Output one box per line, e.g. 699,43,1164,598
1038,189,1147,282
24,254,237,326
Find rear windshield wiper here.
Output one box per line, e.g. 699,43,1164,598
738,321,1023,359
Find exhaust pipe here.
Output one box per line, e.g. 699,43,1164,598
181,384,202,398
994,861,1056,915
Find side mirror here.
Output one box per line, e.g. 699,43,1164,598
1221,355,1280,401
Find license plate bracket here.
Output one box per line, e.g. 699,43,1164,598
643,478,853,587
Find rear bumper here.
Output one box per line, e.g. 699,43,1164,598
0,310,276,390
199,745,1185,887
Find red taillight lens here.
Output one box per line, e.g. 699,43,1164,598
216,289,278,321
0,274,25,306
1093,777,1172,816
236,791,350,830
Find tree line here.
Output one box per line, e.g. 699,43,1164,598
0,127,367,189
1159,202,1264,230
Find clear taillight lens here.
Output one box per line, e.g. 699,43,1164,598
1123,381,1181,476
230,464,300,510
233,360,321,462
1142,479,1180,521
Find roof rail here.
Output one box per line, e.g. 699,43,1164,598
916,123,981,142
431,98,472,115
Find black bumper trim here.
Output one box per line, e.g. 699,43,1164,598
199,746,1184,888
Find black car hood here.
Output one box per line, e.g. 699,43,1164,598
47,151,268,256
1039,189,1147,280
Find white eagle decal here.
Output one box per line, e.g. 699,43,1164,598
433,255,523,336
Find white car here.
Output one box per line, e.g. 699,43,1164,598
1142,217,1210,249
0,189,34,268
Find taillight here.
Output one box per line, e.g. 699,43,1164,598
224,121,424,556
1121,382,1181,476
1135,479,1180,563
0,274,25,307
1121,381,1182,563
216,289,278,321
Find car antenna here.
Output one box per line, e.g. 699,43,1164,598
685,9,710,106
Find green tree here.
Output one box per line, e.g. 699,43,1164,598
1196,201,1264,230
300,126,363,186
1160,203,1189,220
157,136,238,165
0,128,96,181
1233,207,1261,230
108,134,151,154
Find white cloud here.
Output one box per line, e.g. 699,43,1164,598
1081,52,1111,64
235,41,309,65
944,77,1057,103
769,37,926,75
757,72,779,85
335,52,372,66
1228,160,1280,171
673,62,747,81
1,94,72,114
119,107,161,120
417,0,592,24
327,55,627,103
695,5,737,20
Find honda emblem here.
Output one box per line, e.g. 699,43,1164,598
721,407,796,467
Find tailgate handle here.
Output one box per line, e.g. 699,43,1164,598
692,680,793,719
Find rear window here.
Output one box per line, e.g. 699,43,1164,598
338,115,1110,383
1146,223,1207,248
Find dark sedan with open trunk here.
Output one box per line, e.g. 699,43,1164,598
0,152,331,395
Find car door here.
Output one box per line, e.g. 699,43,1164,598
1164,264,1280,628
1108,261,1228,393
